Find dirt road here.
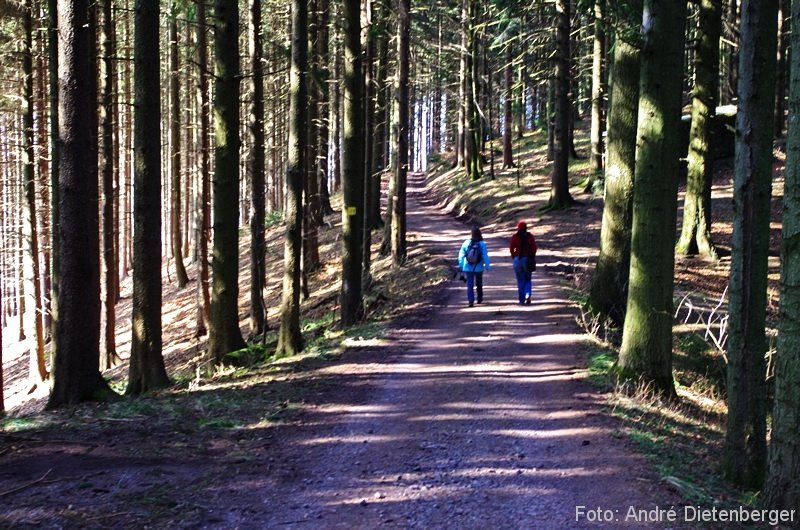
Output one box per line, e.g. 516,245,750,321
249,174,682,528
0,174,685,529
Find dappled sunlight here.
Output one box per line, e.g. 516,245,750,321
297,433,405,447
489,427,600,439
519,333,584,345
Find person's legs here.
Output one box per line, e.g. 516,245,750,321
476,272,484,303
513,258,526,304
465,272,476,305
524,271,532,303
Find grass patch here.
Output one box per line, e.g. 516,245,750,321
582,344,753,514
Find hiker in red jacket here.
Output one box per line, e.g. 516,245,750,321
509,221,537,304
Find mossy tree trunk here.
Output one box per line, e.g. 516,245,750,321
390,0,410,267
277,0,307,356
618,0,689,395
208,0,246,363
588,0,642,324
676,0,721,260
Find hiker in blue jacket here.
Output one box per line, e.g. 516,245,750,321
458,227,491,307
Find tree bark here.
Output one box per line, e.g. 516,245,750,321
676,0,721,260
127,0,170,395
588,0,642,325
340,0,365,325
589,0,605,174
100,0,119,369
277,0,307,356
764,0,800,509
390,0,410,267
208,0,247,363
193,0,211,337
47,0,115,407
724,0,778,488
618,0,689,394
464,0,482,180
170,14,189,288
546,0,574,209
502,43,514,169
248,0,266,337
22,0,47,384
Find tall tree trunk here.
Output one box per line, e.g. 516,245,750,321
546,0,575,209
303,0,321,280
277,0,307,356
676,0,721,259
340,0,365,325
248,0,266,337
208,0,246,363
47,0,115,407
465,0,482,181
22,0,47,385
456,7,467,168
100,0,119,369
35,35,53,341
589,0,605,174
390,0,410,266
46,0,58,349
432,13,442,154
121,0,132,278
362,0,376,287
373,0,390,215
764,0,800,509
588,0,642,324
502,43,514,169
618,0,689,394
722,0,739,104
317,0,334,215
724,0,778,488
170,14,189,287
127,0,170,395
194,0,211,337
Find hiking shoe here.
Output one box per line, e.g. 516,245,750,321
525,296,531,305
468,302,474,307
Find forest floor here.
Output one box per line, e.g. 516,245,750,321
0,127,787,529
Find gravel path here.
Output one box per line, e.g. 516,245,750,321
253,175,684,529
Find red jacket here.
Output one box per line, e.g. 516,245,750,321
509,230,537,258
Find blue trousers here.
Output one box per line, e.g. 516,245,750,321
513,257,532,303
465,271,483,304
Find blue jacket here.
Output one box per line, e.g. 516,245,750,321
458,239,491,273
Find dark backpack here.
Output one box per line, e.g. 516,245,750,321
466,241,482,265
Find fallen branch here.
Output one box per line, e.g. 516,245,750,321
0,469,52,498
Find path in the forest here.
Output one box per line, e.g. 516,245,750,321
244,173,684,529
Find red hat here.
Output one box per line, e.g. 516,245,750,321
516,221,527,231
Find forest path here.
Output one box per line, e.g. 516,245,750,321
253,173,683,528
